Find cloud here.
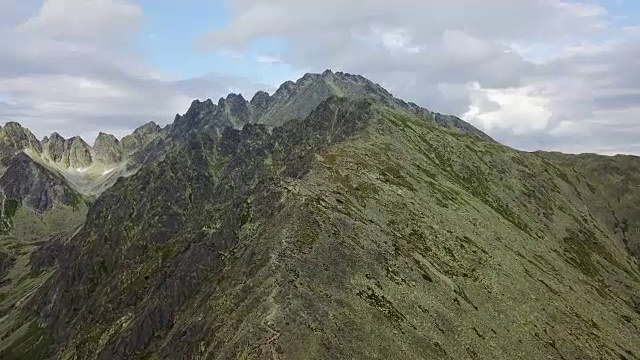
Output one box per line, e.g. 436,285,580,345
201,0,640,155
463,83,552,135
15,0,142,42
256,54,282,64
0,0,266,143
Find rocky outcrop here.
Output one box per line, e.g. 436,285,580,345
0,122,42,164
42,132,66,163
64,137,92,169
219,93,252,127
249,90,272,112
41,133,94,169
121,121,163,154
93,133,123,164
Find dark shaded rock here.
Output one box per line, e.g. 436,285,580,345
0,250,16,279
43,132,66,163
250,90,272,111
220,93,252,126
0,152,80,212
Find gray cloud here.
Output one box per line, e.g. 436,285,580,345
203,0,640,155
0,0,266,143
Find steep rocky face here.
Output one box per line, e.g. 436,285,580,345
65,137,93,169
0,152,81,212
2,96,636,360
41,133,94,169
42,132,67,163
219,93,252,127
23,97,372,360
93,132,123,165
0,122,42,164
121,121,163,154
249,90,272,112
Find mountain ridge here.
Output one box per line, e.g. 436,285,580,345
0,71,638,359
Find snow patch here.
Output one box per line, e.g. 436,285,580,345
102,168,115,176
76,167,89,173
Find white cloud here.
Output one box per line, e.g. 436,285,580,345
0,0,266,142
15,0,142,41
463,83,552,135
200,0,640,154
552,1,608,18
256,54,282,64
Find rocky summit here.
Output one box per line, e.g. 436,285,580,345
0,71,639,360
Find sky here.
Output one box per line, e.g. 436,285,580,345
1,0,640,155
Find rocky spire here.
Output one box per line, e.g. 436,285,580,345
65,137,93,169
93,132,123,165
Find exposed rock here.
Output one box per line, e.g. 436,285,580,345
43,132,67,163
93,132,123,164
0,152,80,212
121,122,162,150
0,122,42,163
220,93,252,126
65,137,93,169
249,90,272,111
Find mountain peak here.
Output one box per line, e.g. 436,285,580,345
133,121,162,136
0,121,42,157
3,121,27,130
95,132,119,143
94,132,122,165
49,131,65,140
250,90,272,111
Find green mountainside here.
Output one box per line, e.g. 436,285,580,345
0,71,638,359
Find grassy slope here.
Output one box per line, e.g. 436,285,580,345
0,203,88,360
252,109,640,359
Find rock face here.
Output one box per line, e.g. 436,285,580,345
121,121,163,154
42,132,67,163
93,133,123,164
64,137,93,169
41,134,94,168
0,122,42,163
0,152,80,212
1,71,640,360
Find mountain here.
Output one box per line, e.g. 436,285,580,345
0,152,81,213
170,70,490,141
0,121,164,360
93,133,123,165
0,122,42,164
0,71,639,359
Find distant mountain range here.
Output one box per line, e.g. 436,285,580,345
0,70,639,360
